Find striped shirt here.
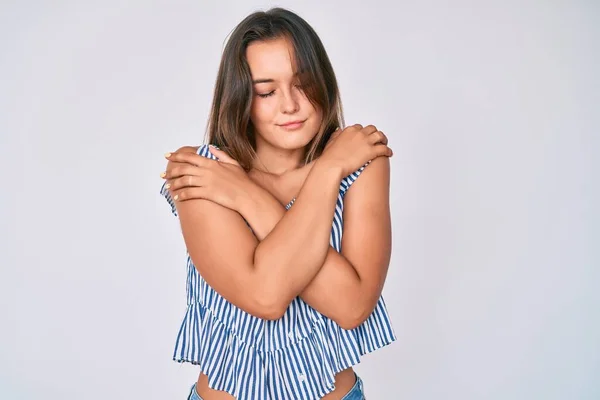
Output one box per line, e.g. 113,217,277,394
160,144,396,400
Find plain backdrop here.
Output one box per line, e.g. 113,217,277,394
1,1,598,399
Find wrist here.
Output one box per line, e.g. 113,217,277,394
313,158,345,181
237,178,283,217
236,177,287,240
236,177,262,215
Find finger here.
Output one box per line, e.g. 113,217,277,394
361,124,378,135
349,123,363,131
163,147,198,167
165,164,203,180
172,187,208,202
166,151,210,168
368,130,388,145
208,145,240,166
169,173,206,191
163,158,194,180
324,128,341,149
327,128,341,142
373,144,394,158
172,146,200,155
162,148,202,179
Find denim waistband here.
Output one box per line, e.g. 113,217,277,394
187,373,365,399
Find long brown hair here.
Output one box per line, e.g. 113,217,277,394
204,7,345,171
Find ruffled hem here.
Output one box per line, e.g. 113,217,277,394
172,301,395,400
160,179,177,217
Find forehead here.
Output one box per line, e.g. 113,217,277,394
246,37,297,79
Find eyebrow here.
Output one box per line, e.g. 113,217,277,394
252,78,275,84
252,71,305,85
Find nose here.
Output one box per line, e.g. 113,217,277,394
280,88,300,114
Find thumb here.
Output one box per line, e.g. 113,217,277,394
325,128,341,148
208,145,240,166
331,127,342,139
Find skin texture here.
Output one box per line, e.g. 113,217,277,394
161,37,393,400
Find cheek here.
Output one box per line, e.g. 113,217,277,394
251,99,276,125
300,96,319,116
314,106,323,124
304,100,322,127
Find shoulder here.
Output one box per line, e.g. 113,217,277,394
161,144,216,217
171,145,201,155
168,145,218,168
341,156,390,197
176,144,212,157
358,155,390,182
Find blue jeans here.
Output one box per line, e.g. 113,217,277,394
187,373,365,399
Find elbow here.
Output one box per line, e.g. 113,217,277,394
335,303,373,330
246,262,291,320
336,315,366,331
252,305,286,321
257,310,286,321
248,291,288,321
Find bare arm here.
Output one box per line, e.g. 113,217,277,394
164,125,392,321
238,156,392,329
172,157,344,320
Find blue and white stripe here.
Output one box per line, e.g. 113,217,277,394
160,144,395,400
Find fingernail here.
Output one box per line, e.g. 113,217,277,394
164,152,172,158
165,183,171,189
173,194,179,201
160,171,166,178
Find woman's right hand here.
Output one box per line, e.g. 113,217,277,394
161,145,251,212
320,124,393,177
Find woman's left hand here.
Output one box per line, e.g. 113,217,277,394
161,146,250,212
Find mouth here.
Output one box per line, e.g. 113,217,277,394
278,119,306,130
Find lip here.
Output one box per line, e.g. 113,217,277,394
278,120,306,130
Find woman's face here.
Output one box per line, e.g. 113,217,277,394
247,37,322,152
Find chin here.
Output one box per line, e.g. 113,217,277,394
279,129,318,149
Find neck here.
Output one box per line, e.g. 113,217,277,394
252,142,306,176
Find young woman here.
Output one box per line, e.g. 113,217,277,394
159,8,396,400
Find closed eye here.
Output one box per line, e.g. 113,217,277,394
257,90,275,98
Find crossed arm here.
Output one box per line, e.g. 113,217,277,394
165,147,392,329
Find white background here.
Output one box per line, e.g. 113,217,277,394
1,1,598,399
